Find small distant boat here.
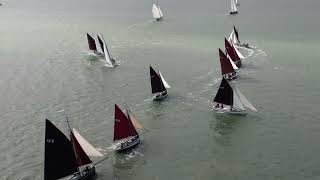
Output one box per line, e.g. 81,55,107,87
87,33,104,57
228,26,252,49
152,1,164,21
113,104,143,151
44,119,103,180
230,0,238,15
219,48,238,80
150,66,171,100
225,38,242,67
96,35,119,67
212,78,257,115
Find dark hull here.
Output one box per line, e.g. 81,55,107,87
69,167,96,180
230,11,238,15
115,136,140,151
223,72,237,80
156,17,163,21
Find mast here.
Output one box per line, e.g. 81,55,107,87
87,33,97,51
44,119,77,180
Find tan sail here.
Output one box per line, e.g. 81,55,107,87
128,110,144,130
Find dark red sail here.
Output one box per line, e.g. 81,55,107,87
87,33,97,51
70,131,93,167
114,104,137,141
219,49,235,75
44,119,77,180
213,78,233,106
150,66,166,94
225,38,240,62
97,35,104,53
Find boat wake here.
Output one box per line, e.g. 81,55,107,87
127,20,154,30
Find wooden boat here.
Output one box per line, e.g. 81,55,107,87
113,104,144,151
212,78,257,115
44,119,103,180
149,66,171,100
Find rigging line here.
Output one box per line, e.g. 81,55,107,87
94,156,110,166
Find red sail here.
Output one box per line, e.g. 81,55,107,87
225,38,240,62
114,104,136,141
70,132,92,167
219,48,235,75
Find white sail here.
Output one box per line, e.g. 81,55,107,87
234,87,257,112
159,71,171,88
102,38,114,67
232,89,245,110
231,0,237,13
72,128,104,157
128,111,144,130
235,0,240,6
234,46,245,59
95,35,104,54
158,6,163,17
152,4,162,19
228,30,235,43
229,58,239,70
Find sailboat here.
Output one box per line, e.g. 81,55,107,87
44,119,103,180
228,26,252,49
113,104,143,151
152,1,164,21
225,38,242,67
212,78,257,115
149,66,171,100
219,48,237,80
230,0,238,14
96,35,119,67
86,33,104,57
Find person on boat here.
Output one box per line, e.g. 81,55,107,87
220,104,224,109
215,103,219,108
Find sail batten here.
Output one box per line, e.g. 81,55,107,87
72,128,104,157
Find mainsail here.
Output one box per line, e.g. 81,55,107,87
225,38,240,62
70,131,93,167
233,26,240,43
159,71,171,88
219,49,235,75
87,33,97,51
150,66,166,94
231,0,238,13
44,119,77,180
72,128,104,157
102,37,114,67
97,35,105,54
152,4,163,19
213,78,233,106
114,104,137,141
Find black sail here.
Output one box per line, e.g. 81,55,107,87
233,26,240,43
150,66,166,94
87,33,97,51
97,35,105,53
213,78,233,106
44,119,77,180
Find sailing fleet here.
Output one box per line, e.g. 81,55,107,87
44,1,261,179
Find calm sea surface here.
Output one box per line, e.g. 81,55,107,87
1,0,320,179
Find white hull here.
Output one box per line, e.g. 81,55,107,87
114,136,140,151
213,107,247,115
223,72,237,80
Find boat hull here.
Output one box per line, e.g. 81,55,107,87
153,91,168,101
115,136,140,151
230,11,238,15
155,17,163,21
69,166,96,180
213,107,247,115
223,72,237,80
